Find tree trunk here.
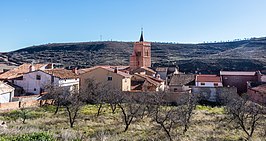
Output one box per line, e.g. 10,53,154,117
97,104,102,117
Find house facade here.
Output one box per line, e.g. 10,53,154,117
0,81,15,103
168,74,195,92
12,69,79,95
195,75,223,87
131,73,165,92
220,71,260,94
79,66,131,92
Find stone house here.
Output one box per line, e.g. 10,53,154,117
78,66,131,92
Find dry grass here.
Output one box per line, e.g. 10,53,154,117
0,105,265,141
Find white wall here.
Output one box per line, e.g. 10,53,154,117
0,92,11,103
261,75,266,82
14,71,79,95
14,71,52,94
195,82,223,87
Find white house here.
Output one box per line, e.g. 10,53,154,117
195,75,223,87
13,69,79,95
0,81,15,103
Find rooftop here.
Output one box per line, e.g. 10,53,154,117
0,81,14,94
78,66,131,78
196,75,221,82
250,84,266,94
43,69,78,79
169,74,195,86
0,63,49,80
220,71,257,76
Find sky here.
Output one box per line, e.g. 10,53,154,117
0,0,266,52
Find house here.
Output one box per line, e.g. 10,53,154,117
0,81,15,103
155,66,180,85
195,75,223,87
131,73,165,92
0,63,55,95
0,63,54,81
168,74,195,92
130,67,156,76
0,64,16,75
12,68,79,95
220,71,261,94
247,84,266,105
193,75,223,102
79,66,131,92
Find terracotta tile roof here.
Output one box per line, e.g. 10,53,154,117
196,75,221,82
78,66,131,78
169,74,195,86
0,81,14,94
250,84,266,94
133,73,163,87
220,71,256,76
0,63,47,80
131,67,156,74
155,67,168,72
43,69,78,79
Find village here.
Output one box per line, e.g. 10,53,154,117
0,31,265,141
0,31,265,109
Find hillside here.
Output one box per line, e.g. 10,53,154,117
1,37,266,74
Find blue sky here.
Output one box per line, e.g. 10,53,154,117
0,0,266,52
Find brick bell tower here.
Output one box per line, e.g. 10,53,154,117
130,29,151,70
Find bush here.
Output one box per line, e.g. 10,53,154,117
196,105,225,114
3,109,43,122
0,132,55,141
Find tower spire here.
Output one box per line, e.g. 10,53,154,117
139,27,144,42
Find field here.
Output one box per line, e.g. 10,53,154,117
0,105,265,141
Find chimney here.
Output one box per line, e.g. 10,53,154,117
114,67,118,73
156,74,161,79
29,63,35,72
72,67,78,75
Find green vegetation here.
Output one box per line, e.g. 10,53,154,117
196,105,225,114
0,105,265,140
0,132,55,141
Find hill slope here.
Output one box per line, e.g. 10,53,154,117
1,37,266,74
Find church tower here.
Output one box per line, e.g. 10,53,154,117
130,29,151,70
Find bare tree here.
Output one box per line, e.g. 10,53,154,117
175,93,198,134
148,92,178,141
117,92,146,132
225,95,266,140
44,84,65,115
63,88,85,128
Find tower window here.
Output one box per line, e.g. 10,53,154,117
107,76,112,81
146,51,149,56
36,75,41,80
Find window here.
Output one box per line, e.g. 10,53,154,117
146,51,149,56
36,75,41,80
214,83,219,86
136,52,141,56
34,88,36,91
200,82,205,86
107,76,112,81
174,88,178,92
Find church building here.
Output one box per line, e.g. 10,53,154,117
129,30,152,70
